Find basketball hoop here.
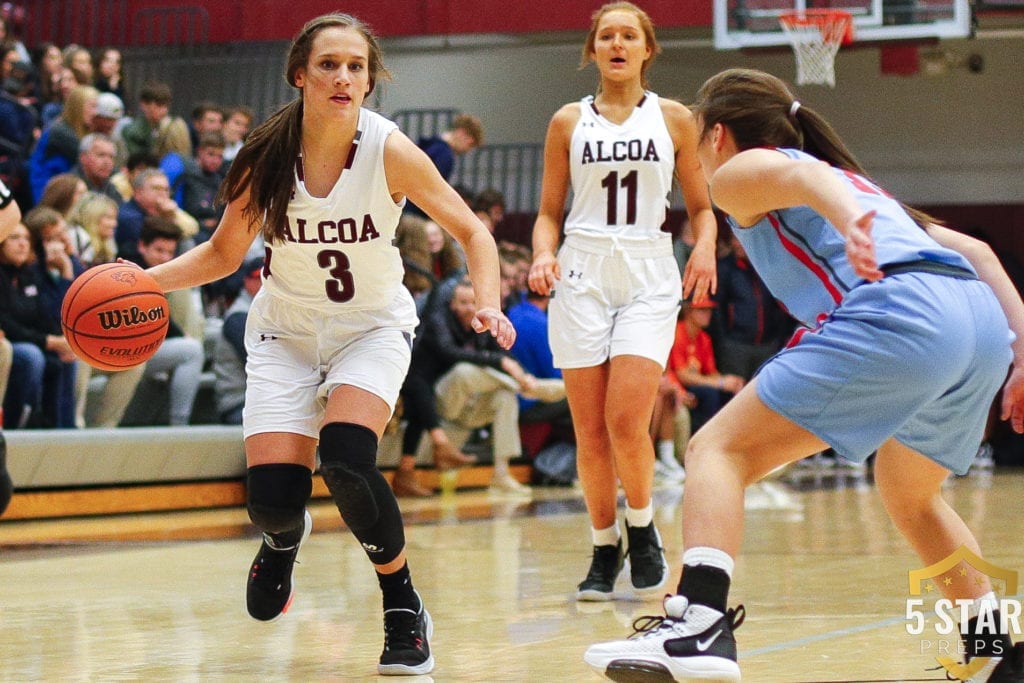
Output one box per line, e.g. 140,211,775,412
779,9,854,87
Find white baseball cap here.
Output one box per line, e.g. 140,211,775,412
95,92,125,119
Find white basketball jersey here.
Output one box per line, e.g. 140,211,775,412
261,108,406,312
564,92,676,239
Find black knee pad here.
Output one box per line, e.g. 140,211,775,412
246,463,312,534
319,422,405,564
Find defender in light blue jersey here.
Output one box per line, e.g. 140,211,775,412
585,68,1024,683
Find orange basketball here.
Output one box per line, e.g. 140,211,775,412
60,263,170,371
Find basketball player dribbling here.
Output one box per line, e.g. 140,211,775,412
528,2,718,603
144,14,514,676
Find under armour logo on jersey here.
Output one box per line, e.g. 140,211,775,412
567,270,583,279
260,334,278,341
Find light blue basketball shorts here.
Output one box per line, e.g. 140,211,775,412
756,271,1013,474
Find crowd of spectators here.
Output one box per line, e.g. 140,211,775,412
0,14,262,430
0,14,770,495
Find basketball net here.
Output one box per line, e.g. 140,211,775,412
779,9,853,87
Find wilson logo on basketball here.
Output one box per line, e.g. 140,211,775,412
96,305,166,330
109,271,138,286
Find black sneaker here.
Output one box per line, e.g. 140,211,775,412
246,510,312,622
988,643,1024,682
378,591,435,675
625,521,668,594
584,595,746,682
576,541,624,602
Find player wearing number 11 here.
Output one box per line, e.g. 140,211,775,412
144,13,514,676
528,2,717,601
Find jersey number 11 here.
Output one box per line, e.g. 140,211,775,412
601,170,638,226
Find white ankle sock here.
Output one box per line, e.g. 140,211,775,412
683,546,735,577
625,503,654,529
657,440,675,463
592,524,621,547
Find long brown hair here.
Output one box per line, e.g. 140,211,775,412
692,68,936,229
579,2,661,91
218,13,392,243
38,173,84,217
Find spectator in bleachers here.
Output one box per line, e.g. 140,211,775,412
0,13,29,65
118,216,204,426
649,369,694,483
420,113,482,182
395,214,437,312
472,187,505,234
0,211,77,428
154,116,194,204
412,219,468,320
181,130,226,242
405,113,483,217
93,47,124,101
115,167,199,254
90,93,127,169
71,132,122,206
188,101,222,153
395,278,534,497
711,229,794,380
71,191,117,267
110,150,157,203
30,42,62,122
28,83,98,203
0,74,37,210
121,80,172,159
61,45,93,86
212,256,263,425
424,218,465,283
668,299,745,432
39,66,75,130
70,191,145,428
1,44,31,106
25,204,84,309
220,105,254,166
36,172,88,257
507,287,571,449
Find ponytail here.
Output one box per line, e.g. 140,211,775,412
219,99,303,243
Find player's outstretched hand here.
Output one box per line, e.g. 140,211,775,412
472,307,517,350
528,251,560,297
682,237,717,304
1001,364,1024,434
846,211,883,282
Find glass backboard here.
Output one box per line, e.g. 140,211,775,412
714,0,973,49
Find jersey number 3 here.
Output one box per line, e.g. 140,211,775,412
318,249,356,303
601,170,638,225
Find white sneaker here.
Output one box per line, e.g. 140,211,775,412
654,460,683,485
658,454,686,482
584,595,745,682
488,473,532,497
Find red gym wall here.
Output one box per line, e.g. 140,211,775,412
23,0,714,46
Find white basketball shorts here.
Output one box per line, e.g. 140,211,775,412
549,231,681,370
242,289,417,439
